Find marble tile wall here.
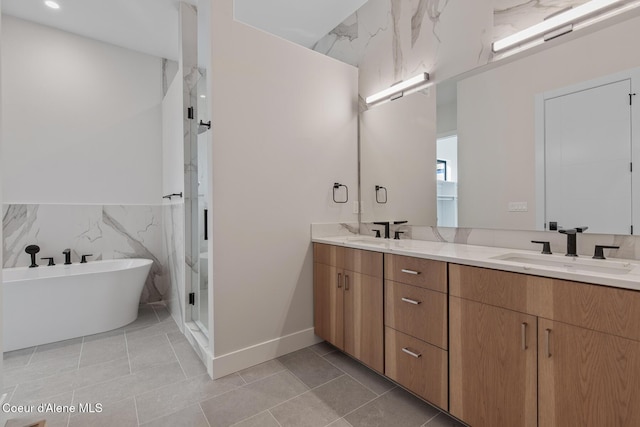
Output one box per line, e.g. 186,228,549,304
314,0,590,94
2,204,171,304
162,203,185,331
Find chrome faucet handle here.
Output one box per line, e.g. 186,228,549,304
531,241,552,254
593,245,619,260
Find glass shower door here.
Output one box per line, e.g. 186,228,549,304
190,74,210,335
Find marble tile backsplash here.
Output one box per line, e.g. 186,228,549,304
2,203,176,303
313,222,640,262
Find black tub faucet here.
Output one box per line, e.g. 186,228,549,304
25,245,40,268
63,248,72,265
558,226,588,257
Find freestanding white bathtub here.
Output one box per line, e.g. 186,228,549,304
2,258,153,352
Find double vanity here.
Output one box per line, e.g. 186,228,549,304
312,235,640,427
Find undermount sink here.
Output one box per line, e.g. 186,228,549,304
491,252,634,275
344,237,389,246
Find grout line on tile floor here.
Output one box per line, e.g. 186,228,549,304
66,390,74,427
238,367,292,387
76,337,85,370
140,375,246,427
133,395,141,427
339,385,398,421
268,409,284,427
166,333,187,378
421,412,441,426
320,353,386,397
25,346,37,367
123,330,133,375
199,402,213,427
235,373,351,425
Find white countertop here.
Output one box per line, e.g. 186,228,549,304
312,235,640,291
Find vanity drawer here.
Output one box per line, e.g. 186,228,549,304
385,281,447,349
385,327,448,410
449,264,533,314
450,263,640,341
344,247,383,278
313,244,383,277
384,254,447,293
314,243,344,268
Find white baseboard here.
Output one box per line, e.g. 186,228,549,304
210,327,322,379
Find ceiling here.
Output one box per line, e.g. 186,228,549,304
1,0,366,61
234,0,367,48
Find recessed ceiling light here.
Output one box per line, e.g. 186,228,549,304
44,1,60,9
199,95,206,98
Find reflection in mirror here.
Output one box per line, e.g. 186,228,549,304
360,90,436,226
436,80,458,228
450,11,640,235
537,72,638,235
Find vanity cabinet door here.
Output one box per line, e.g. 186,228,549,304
538,319,640,427
343,271,384,373
450,297,537,427
313,243,383,370
313,262,344,350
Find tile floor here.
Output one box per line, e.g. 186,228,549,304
2,303,466,427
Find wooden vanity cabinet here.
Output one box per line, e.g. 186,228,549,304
384,254,449,409
450,263,640,427
449,296,537,427
538,319,640,426
313,243,384,372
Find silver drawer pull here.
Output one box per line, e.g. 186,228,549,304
401,347,422,358
401,269,420,275
401,297,421,305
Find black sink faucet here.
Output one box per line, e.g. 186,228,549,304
62,248,72,265
373,222,390,239
558,226,588,257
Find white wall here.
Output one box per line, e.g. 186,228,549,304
361,91,436,226
458,14,640,230
162,69,184,196
210,0,358,375
437,135,457,183
1,16,163,205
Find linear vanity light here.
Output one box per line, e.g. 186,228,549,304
44,0,61,9
492,0,629,53
365,72,430,106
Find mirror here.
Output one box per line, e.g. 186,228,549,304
360,9,640,235
455,12,640,234
360,89,436,226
